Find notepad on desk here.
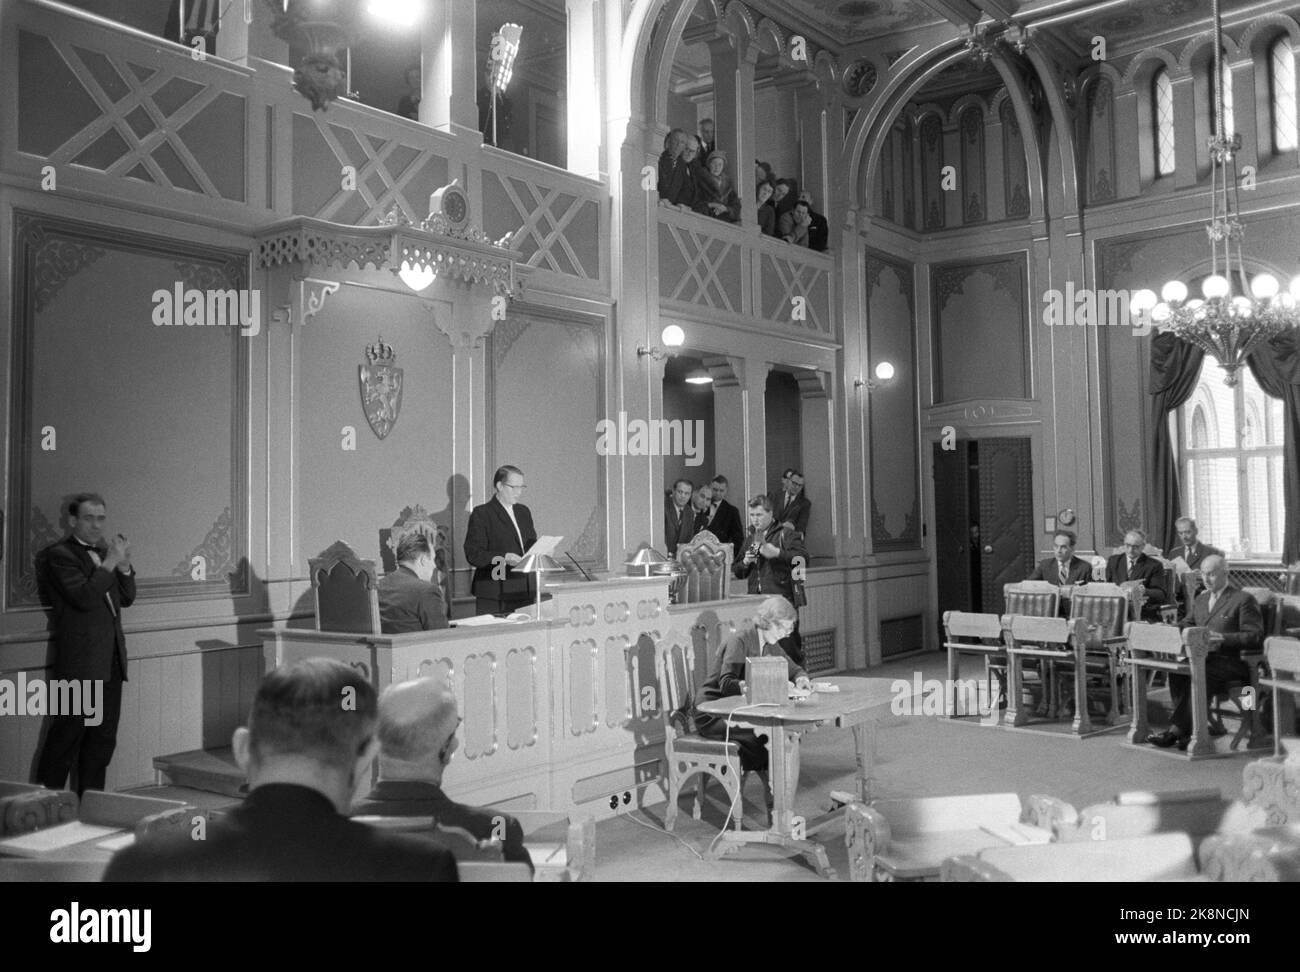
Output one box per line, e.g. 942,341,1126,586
0,821,120,857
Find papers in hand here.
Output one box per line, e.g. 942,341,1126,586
523,536,563,559
1171,556,1194,576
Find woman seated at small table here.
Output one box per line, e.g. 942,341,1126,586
694,596,811,805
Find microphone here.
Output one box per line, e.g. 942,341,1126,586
566,552,593,581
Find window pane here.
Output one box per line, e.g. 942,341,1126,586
1155,70,1176,175
1187,456,1240,551
1246,455,1284,555
1222,62,1235,137
1274,37,1298,152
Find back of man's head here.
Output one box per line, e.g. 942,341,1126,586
247,659,378,776
377,677,458,775
395,531,433,565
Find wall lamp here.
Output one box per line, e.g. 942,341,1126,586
638,324,686,361
854,361,895,390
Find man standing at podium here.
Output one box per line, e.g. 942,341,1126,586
465,465,538,616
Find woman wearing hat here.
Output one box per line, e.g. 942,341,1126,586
695,150,742,223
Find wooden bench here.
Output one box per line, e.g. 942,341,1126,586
1261,636,1300,756
943,832,1204,881
942,611,1006,721
1004,616,1093,734
844,792,1047,882
1126,623,1220,758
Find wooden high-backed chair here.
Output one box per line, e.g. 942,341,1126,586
309,540,381,634
1057,588,1130,723
653,635,756,831
942,611,1006,719
1003,582,1063,713
675,529,731,603
1262,636,1300,756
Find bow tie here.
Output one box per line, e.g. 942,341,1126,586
78,541,107,558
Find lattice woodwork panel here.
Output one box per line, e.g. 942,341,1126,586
17,29,246,202
657,220,741,311
481,170,601,279
760,251,830,333
292,112,450,225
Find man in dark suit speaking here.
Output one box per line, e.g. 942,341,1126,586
376,532,449,633
105,658,458,881
35,493,135,795
464,464,538,616
1106,529,1167,619
1148,555,1262,750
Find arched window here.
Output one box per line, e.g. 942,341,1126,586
1178,358,1286,559
1154,69,1176,175
1271,36,1297,152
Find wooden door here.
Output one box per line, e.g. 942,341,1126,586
976,437,1035,616
933,440,973,614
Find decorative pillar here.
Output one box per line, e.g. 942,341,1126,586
422,0,479,137
708,32,757,225
566,0,602,178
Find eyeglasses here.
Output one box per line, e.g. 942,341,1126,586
503,481,526,490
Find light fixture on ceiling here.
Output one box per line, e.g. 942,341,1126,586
684,366,713,385
854,360,896,389
637,325,686,361
1142,0,1300,386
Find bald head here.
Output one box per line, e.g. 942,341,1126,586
376,678,459,775
1201,554,1228,594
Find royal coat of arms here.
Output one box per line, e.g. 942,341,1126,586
359,338,403,439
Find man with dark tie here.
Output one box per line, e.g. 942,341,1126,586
664,479,695,556
376,532,449,633
35,493,134,795
707,475,745,561
464,465,538,616
1148,555,1262,750
1028,530,1092,614
690,483,713,537
1168,516,1224,613
769,469,811,536
1106,529,1167,620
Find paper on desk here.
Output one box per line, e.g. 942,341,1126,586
980,822,1053,846
0,821,120,856
96,833,136,852
523,536,563,559
455,614,513,627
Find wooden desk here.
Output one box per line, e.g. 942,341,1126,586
260,576,765,819
695,676,902,878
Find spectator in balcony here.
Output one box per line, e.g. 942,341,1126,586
799,190,829,252
772,178,798,224
657,129,695,211
756,181,777,236
755,161,776,191
397,67,421,121
780,199,813,247
696,151,741,223
698,118,716,157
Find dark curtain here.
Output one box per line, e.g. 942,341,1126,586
1148,333,1204,553
1247,332,1300,565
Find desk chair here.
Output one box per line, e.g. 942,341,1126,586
309,540,380,634
942,611,1006,719
1058,589,1129,724
654,636,761,831
1004,616,1091,734
675,529,731,603
1262,637,1300,757
1003,584,1060,713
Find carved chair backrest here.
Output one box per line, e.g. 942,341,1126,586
1070,591,1129,638
676,529,731,603
653,635,698,747
309,540,381,634
1003,583,1059,618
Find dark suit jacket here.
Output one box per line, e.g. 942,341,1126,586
665,501,695,556
807,210,829,252
38,537,135,681
707,499,745,560
464,498,537,601
352,779,531,870
104,784,458,882
733,522,806,603
1189,585,1263,659
1106,552,1168,607
376,566,449,633
1028,556,1093,585
769,490,811,536
1168,543,1224,571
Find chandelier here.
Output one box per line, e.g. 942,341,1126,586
1134,0,1300,386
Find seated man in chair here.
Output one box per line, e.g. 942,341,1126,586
1106,529,1168,620
352,677,532,870
377,532,449,633
1148,555,1263,749
1028,529,1092,615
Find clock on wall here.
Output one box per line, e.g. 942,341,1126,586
429,180,469,233
1057,508,1077,527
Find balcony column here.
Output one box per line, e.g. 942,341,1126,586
215,1,286,65
707,32,757,226
792,77,829,211
567,0,602,178
422,0,479,138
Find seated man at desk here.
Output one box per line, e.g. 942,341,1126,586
694,597,811,810
1027,529,1092,613
1148,555,1263,750
377,532,449,633
352,677,532,870
1106,529,1168,620
104,659,458,881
